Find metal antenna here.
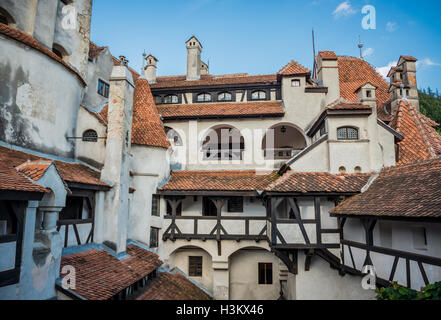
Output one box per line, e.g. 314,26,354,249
358,35,364,60
141,50,147,73
312,28,317,79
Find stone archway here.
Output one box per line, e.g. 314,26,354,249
262,123,307,160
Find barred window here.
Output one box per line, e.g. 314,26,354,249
189,256,203,277
151,195,160,217
337,127,359,140
258,263,273,285
150,227,159,248
82,129,98,142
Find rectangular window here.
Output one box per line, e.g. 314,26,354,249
189,256,203,277
98,79,110,98
228,197,243,213
258,263,273,285
291,79,301,87
150,227,160,248
151,195,160,217
202,197,218,217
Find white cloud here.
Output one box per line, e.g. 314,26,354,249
417,58,441,69
376,61,397,79
333,1,356,19
363,47,374,58
386,22,397,32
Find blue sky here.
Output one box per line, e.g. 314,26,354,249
90,0,441,90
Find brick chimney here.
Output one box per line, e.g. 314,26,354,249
186,36,202,81
100,56,134,255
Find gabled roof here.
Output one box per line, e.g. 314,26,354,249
157,101,285,120
331,158,441,219
338,56,392,122
266,171,370,194
136,272,211,300
159,170,280,193
0,146,109,190
132,78,170,149
278,60,311,76
390,100,441,164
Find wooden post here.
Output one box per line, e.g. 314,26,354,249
314,197,322,244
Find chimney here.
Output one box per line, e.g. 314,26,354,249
201,61,209,75
389,55,419,112
100,56,134,255
316,51,340,104
186,36,202,81
145,54,158,84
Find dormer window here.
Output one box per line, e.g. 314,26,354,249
291,79,301,87
164,94,179,104
218,92,232,102
197,93,212,102
251,90,267,101
337,127,359,141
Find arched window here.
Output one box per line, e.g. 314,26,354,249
339,166,347,174
52,43,69,62
337,127,359,140
154,95,163,104
251,90,267,100
218,92,232,102
354,166,362,173
82,129,98,142
202,126,244,160
164,95,179,104
165,127,183,146
197,93,212,102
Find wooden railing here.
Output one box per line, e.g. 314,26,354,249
57,219,94,248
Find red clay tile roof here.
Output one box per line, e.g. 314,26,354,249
0,150,48,193
16,161,52,181
157,101,285,120
136,272,211,300
99,104,109,125
88,42,107,60
278,60,311,76
319,51,338,60
338,56,392,122
60,244,162,300
267,171,371,193
331,158,441,218
132,78,170,149
160,170,280,192
151,74,278,89
390,100,441,165
0,23,86,86
327,101,372,111
400,55,417,62
0,146,108,189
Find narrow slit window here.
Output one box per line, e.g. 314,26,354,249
258,263,273,285
150,227,160,248
151,195,160,217
189,256,203,277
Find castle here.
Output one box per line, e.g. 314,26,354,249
0,0,440,300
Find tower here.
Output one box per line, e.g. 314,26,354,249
186,35,202,81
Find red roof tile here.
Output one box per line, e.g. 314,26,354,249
16,161,52,181
157,101,285,120
0,23,86,86
338,56,392,122
319,51,338,60
132,78,170,149
331,158,441,218
88,41,107,60
390,100,441,165
160,170,279,192
136,272,211,300
0,146,108,189
267,171,370,194
278,60,311,76
151,74,278,89
60,244,162,300
327,101,372,111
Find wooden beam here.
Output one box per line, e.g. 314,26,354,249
314,197,322,244
288,198,310,245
